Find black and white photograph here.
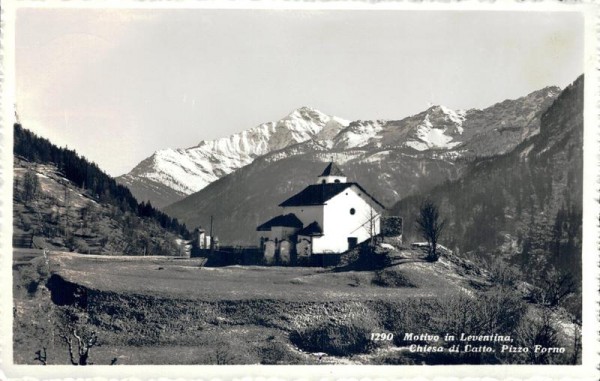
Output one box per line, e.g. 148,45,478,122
1,1,599,378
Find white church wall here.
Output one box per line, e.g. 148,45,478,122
312,235,335,253
315,186,381,254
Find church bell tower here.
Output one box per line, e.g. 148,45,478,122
317,162,347,184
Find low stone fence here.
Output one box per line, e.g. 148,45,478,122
195,245,345,267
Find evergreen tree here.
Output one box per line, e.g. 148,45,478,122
22,169,40,202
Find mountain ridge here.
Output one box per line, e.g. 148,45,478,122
163,85,563,244
119,86,560,209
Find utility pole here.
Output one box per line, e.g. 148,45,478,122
209,215,214,254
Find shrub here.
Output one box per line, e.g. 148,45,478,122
21,215,33,232
529,268,577,308
259,340,306,364
515,308,563,364
289,315,379,356
488,259,520,287
72,238,91,254
16,257,49,297
356,248,389,270
432,287,527,336
371,269,416,288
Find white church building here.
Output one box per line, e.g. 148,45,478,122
257,162,385,261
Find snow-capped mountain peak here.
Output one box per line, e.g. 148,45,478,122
394,105,467,151
437,105,467,133
285,106,327,120
333,120,386,149
117,107,351,207
424,105,466,128
406,113,462,151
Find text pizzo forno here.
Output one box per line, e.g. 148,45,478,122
408,344,566,354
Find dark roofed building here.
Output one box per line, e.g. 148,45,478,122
279,182,385,209
256,213,303,231
297,221,324,237
279,183,353,207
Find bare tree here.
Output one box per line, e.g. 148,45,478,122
516,308,560,364
213,346,236,365
541,269,577,307
415,200,446,261
61,328,98,365
363,206,380,248
531,268,578,307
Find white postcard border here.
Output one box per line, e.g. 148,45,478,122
1,0,598,380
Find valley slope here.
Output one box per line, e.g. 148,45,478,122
393,75,583,291
13,125,189,255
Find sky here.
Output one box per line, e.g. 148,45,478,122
16,8,584,176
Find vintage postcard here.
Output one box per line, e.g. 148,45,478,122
1,0,598,380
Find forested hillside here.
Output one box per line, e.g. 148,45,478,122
13,124,190,255
392,76,583,311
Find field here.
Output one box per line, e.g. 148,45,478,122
48,249,478,301
15,246,577,365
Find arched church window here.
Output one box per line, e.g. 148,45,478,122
350,208,356,215
322,179,326,184
334,179,340,183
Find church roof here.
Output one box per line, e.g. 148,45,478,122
256,213,303,231
319,162,345,177
297,221,324,237
279,183,385,209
